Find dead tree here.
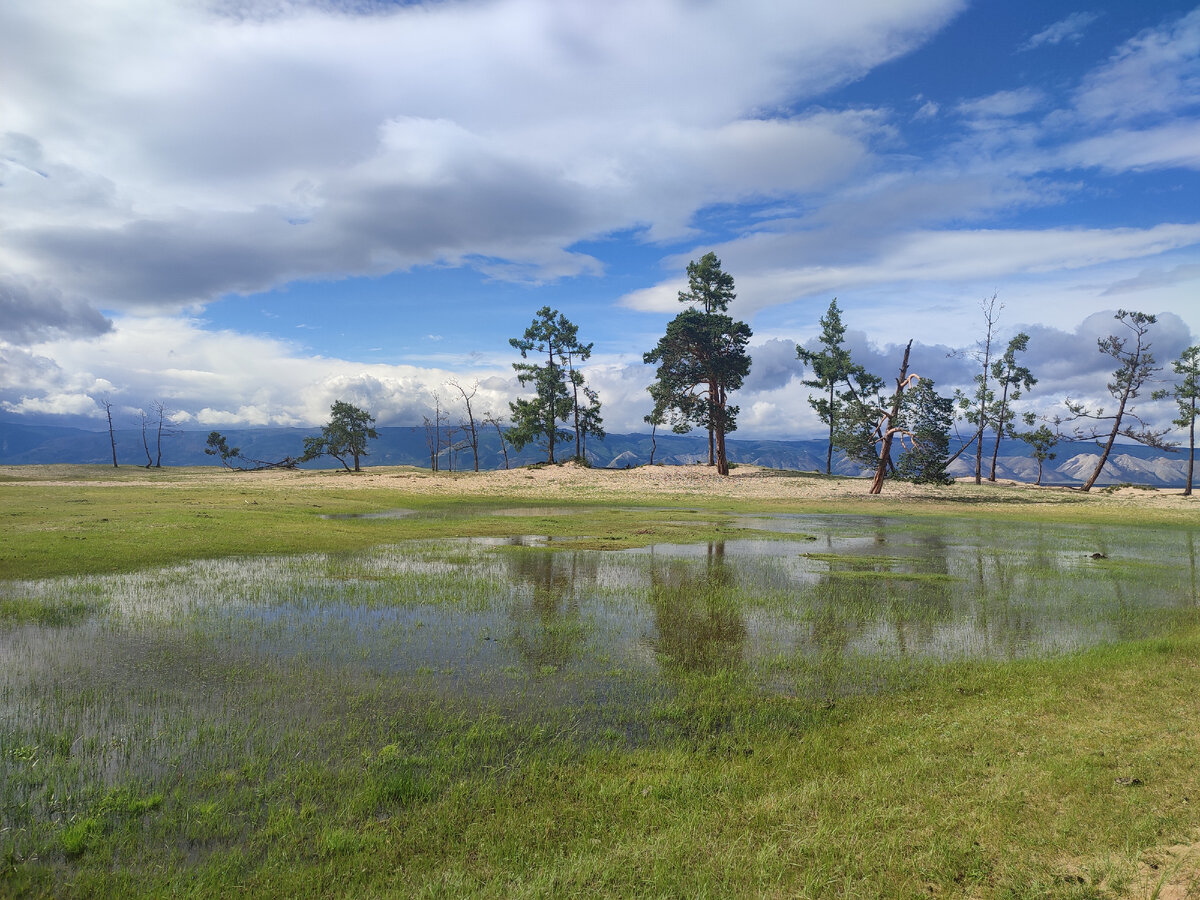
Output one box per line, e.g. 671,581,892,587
138,410,153,467
448,379,481,472
423,393,449,472
484,412,511,470
150,400,178,467
869,341,919,495
102,397,119,467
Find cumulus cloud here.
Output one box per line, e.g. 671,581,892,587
0,0,963,311
0,315,517,428
0,275,112,342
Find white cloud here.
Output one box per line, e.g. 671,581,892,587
956,88,1045,120
1,315,518,428
0,0,963,319
1072,8,1200,125
620,225,1200,323
1060,121,1200,172
1020,12,1100,52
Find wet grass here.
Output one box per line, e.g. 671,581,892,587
3,467,1200,897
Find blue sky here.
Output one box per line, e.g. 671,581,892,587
2,0,1199,440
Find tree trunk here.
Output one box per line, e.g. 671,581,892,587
105,403,119,468
1081,397,1130,492
869,341,912,495
1186,407,1195,497
715,424,729,476
141,416,153,468
826,383,835,475
712,380,730,476
649,421,657,466
946,429,980,466
989,383,1010,481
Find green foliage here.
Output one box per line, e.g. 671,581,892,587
1155,344,1200,495
507,306,583,463
987,332,1037,480
896,379,954,484
797,299,883,474
1066,309,1173,491
203,431,241,468
678,250,735,314
302,401,378,472
644,254,752,475
1018,423,1059,486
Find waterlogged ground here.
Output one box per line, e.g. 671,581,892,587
2,511,1199,893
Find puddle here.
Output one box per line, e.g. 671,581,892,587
2,515,1198,774
319,508,417,520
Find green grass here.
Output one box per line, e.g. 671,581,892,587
5,635,1199,898
3,465,1199,898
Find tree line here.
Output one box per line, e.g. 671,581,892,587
112,252,1200,495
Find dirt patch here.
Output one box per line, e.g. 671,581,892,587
1129,835,1200,899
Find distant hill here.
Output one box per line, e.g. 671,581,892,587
0,421,1194,488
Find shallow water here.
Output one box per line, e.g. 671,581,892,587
1,513,1197,810
4,515,1196,699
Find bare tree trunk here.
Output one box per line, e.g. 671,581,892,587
140,412,153,468
1186,399,1196,497
649,420,657,466
869,341,914,495
825,382,835,474
713,382,730,476
489,417,511,470
974,300,998,485
448,379,481,471
946,429,980,466
989,382,1011,481
103,399,119,468
152,400,168,467
1080,394,1130,492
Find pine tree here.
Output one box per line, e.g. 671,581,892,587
644,254,751,476
896,379,954,485
796,299,880,474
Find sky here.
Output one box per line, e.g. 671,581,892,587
2,0,1199,442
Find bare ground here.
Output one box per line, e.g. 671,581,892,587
9,461,1191,517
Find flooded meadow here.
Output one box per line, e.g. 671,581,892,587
3,509,1199,892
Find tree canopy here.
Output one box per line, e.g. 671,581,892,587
507,306,600,463
645,254,751,476
797,298,881,475
302,400,378,472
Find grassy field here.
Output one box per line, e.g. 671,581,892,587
2,464,1199,898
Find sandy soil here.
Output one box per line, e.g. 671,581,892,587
4,460,1197,513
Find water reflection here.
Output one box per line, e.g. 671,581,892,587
648,543,747,674
501,549,591,675
3,516,1198,719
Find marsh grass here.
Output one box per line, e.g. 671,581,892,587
3,473,1200,897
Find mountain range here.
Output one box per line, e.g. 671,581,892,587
0,421,1194,489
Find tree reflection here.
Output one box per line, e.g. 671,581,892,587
648,542,746,674
501,549,592,675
